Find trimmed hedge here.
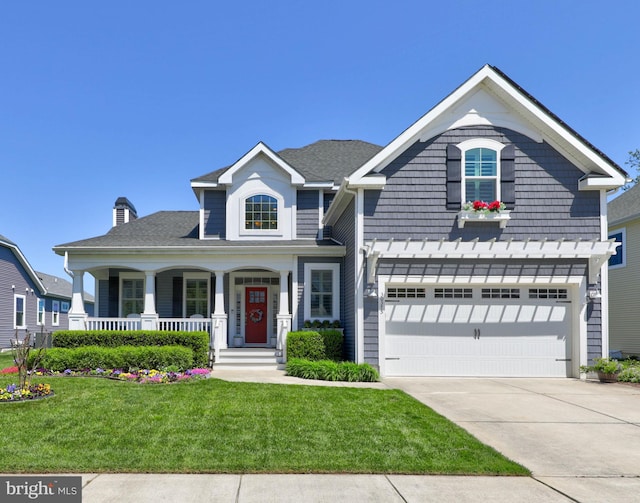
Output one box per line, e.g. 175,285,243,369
286,358,380,382
287,330,344,361
287,331,326,361
318,329,344,361
52,331,209,367
35,345,194,372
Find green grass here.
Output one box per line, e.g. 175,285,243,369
0,373,528,475
0,352,14,368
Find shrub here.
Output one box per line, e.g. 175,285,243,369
319,329,343,361
35,345,193,372
285,358,379,382
52,331,209,367
287,331,326,361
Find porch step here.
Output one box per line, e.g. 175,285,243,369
212,348,284,370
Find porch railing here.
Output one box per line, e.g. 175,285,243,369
86,317,142,331
157,318,212,333
84,317,212,333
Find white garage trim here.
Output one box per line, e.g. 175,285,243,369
376,275,587,378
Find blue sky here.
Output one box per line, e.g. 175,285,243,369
1,0,639,291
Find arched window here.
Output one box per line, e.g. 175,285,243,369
245,195,278,230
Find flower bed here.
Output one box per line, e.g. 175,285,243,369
0,367,211,403
0,383,52,402
52,367,211,383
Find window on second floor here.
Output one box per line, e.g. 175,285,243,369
245,194,278,230
463,147,498,202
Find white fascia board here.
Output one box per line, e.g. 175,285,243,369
218,142,305,186
190,181,219,188
323,178,353,226
349,65,624,185
578,176,624,191
302,182,334,188
2,241,47,294
347,174,387,189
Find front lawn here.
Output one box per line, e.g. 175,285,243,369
0,375,527,475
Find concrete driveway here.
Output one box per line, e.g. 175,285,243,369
387,377,640,501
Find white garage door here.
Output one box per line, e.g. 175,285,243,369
384,286,572,377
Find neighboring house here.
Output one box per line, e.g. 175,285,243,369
608,183,640,356
53,65,626,377
0,234,94,347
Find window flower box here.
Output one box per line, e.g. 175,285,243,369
457,200,511,229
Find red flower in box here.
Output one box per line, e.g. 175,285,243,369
487,200,502,211
472,200,488,211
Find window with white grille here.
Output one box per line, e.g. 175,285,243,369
528,288,568,299
434,288,472,299
481,288,520,299
387,287,427,298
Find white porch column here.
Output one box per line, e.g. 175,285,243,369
68,270,87,330
212,270,228,359
140,271,158,330
276,270,292,363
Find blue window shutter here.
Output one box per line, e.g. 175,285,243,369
173,277,183,317
446,144,462,210
501,144,515,209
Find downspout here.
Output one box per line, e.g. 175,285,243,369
64,251,74,279
343,181,364,364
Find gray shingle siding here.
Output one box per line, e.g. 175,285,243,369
0,246,69,347
331,199,356,360
203,190,226,238
364,126,600,242
296,190,319,239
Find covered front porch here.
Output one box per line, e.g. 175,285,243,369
66,267,293,364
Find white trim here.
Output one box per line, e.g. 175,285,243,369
14,294,26,329
37,298,45,326
607,227,626,269
119,272,144,317
217,142,305,186
52,300,60,326
199,190,205,240
303,263,340,322
239,192,283,238
356,188,365,363
348,65,625,187
458,138,504,203
366,238,618,260
183,272,211,318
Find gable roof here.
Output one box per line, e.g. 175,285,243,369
191,140,382,187
348,65,627,189
609,184,640,226
0,234,47,294
36,271,95,302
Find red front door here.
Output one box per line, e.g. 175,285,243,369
245,287,268,344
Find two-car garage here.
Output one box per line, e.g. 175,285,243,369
382,285,574,377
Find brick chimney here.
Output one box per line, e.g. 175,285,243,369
112,197,138,227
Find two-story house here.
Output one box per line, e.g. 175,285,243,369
53,65,626,377
1,234,94,347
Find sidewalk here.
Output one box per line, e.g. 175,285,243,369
79,473,570,503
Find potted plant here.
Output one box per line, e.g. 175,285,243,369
580,357,622,382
